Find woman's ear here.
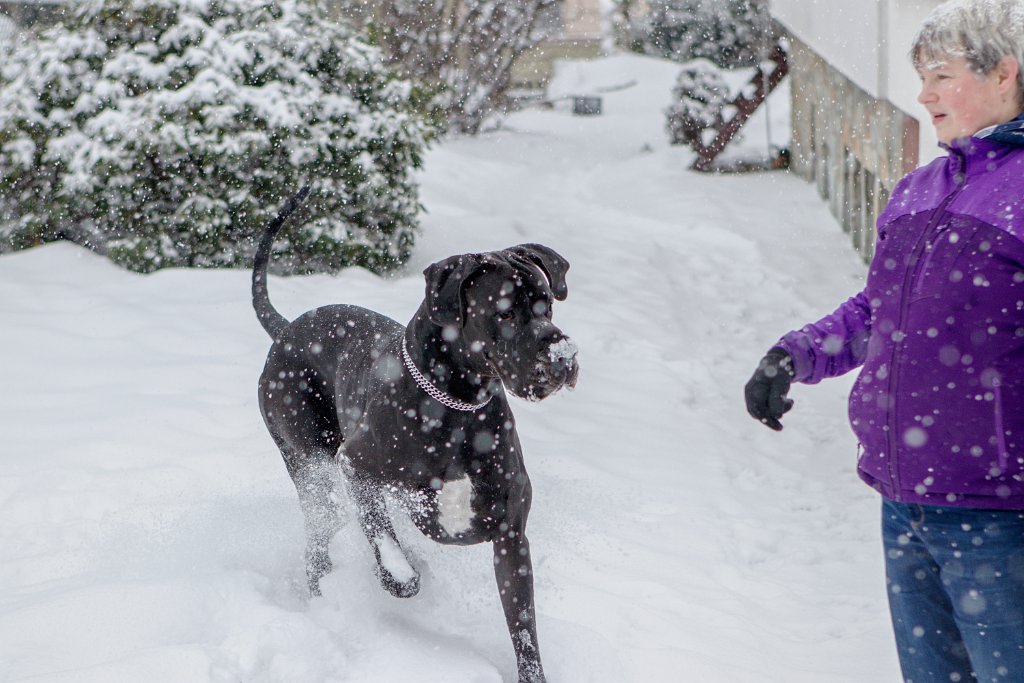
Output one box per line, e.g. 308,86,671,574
996,55,1021,102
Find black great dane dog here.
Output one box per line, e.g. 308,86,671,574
252,188,578,683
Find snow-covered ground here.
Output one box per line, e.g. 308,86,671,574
0,54,901,682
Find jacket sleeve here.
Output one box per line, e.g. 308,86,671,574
775,290,872,384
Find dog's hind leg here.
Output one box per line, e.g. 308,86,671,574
287,452,345,595
350,479,420,598
260,362,344,596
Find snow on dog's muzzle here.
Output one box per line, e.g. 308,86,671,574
545,337,579,390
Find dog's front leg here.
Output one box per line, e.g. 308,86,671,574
493,530,545,683
351,479,421,598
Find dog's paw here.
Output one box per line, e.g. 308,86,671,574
305,550,333,597
377,569,420,598
372,535,420,598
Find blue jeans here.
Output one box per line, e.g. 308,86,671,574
882,499,1024,682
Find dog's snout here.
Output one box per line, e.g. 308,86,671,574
557,339,580,389
537,334,579,390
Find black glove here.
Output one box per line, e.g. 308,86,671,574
745,347,795,431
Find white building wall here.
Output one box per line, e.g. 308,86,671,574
774,0,945,165
883,0,944,162
773,0,883,96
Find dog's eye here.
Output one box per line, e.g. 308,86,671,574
496,309,516,321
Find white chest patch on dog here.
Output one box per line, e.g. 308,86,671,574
437,476,475,536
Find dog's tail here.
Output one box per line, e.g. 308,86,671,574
252,185,311,339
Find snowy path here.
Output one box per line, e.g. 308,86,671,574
0,55,900,682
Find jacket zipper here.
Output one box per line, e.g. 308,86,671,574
910,226,947,296
885,158,967,499
994,381,1009,472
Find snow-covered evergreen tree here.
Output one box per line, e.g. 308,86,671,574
0,0,430,274
629,0,773,69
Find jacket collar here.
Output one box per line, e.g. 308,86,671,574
942,112,1024,154
976,112,1024,147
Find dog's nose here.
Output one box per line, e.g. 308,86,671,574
546,335,577,364
545,335,579,388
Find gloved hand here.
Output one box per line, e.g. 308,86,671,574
745,347,795,431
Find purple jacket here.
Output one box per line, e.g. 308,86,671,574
778,123,1024,509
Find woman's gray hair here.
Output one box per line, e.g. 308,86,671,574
911,0,1024,99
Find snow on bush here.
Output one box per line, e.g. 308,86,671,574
0,0,431,275
665,61,729,148
629,0,773,70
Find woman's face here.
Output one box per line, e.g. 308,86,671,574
916,54,1022,144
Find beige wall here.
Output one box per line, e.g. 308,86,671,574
562,0,603,38
512,0,605,89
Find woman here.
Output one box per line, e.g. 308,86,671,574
745,1,1024,681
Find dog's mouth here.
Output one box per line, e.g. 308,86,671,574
500,337,579,402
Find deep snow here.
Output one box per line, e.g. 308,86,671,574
0,54,901,682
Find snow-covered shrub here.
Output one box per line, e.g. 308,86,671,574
370,0,560,135
665,61,729,148
0,0,430,275
629,0,773,69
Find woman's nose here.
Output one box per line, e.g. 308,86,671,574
917,83,935,105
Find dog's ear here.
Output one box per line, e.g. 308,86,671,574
506,243,570,301
423,254,483,328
